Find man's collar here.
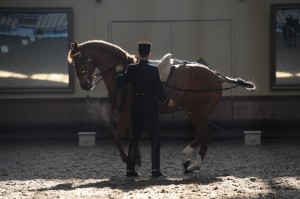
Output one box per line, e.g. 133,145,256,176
139,59,149,63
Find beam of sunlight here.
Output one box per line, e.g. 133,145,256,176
276,71,294,78
215,176,272,198
272,177,300,191
30,73,69,84
0,70,28,79
0,70,68,84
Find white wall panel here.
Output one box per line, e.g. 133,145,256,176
172,20,232,77
109,22,172,60
110,20,232,77
110,20,234,95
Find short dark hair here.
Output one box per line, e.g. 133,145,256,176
138,41,151,57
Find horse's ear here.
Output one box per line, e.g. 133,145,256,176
71,40,79,50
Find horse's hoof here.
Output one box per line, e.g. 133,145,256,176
183,161,190,170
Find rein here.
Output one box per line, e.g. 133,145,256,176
71,49,126,117
71,51,116,85
163,83,239,92
93,66,116,85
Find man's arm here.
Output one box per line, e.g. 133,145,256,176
153,67,175,107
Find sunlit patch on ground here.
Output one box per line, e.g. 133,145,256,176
1,176,299,199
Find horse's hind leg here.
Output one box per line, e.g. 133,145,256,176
185,124,211,173
182,103,214,173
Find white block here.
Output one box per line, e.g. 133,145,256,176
21,39,29,45
244,131,261,145
78,132,96,147
1,45,9,53
29,36,36,42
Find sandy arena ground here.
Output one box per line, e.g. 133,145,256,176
0,138,299,199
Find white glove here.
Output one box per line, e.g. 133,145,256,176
115,64,124,72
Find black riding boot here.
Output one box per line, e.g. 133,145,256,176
151,138,165,177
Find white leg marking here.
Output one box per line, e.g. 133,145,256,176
187,154,203,172
182,145,194,163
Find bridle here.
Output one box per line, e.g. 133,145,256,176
70,48,127,119
70,50,117,87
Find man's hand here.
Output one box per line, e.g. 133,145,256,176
168,98,175,108
115,64,124,72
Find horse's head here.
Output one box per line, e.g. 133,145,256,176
68,41,96,91
68,40,138,91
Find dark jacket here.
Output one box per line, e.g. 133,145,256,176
116,59,168,115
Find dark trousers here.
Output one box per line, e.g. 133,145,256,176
127,112,161,171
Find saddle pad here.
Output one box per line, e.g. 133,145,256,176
150,53,173,82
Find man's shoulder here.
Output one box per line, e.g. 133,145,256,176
128,61,158,70
128,63,138,67
148,63,157,67
148,64,159,72
127,63,138,70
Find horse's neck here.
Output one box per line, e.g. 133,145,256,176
96,64,117,96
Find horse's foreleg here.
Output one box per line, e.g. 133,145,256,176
115,127,128,163
115,129,141,167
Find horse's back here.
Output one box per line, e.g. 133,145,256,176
164,63,223,115
169,63,222,90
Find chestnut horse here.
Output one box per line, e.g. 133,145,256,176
68,40,255,173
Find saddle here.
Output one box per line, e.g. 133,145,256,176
157,53,173,82
151,53,180,82
151,54,209,82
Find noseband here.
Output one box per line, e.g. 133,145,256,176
71,50,117,86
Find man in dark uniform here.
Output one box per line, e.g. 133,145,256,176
115,41,175,177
